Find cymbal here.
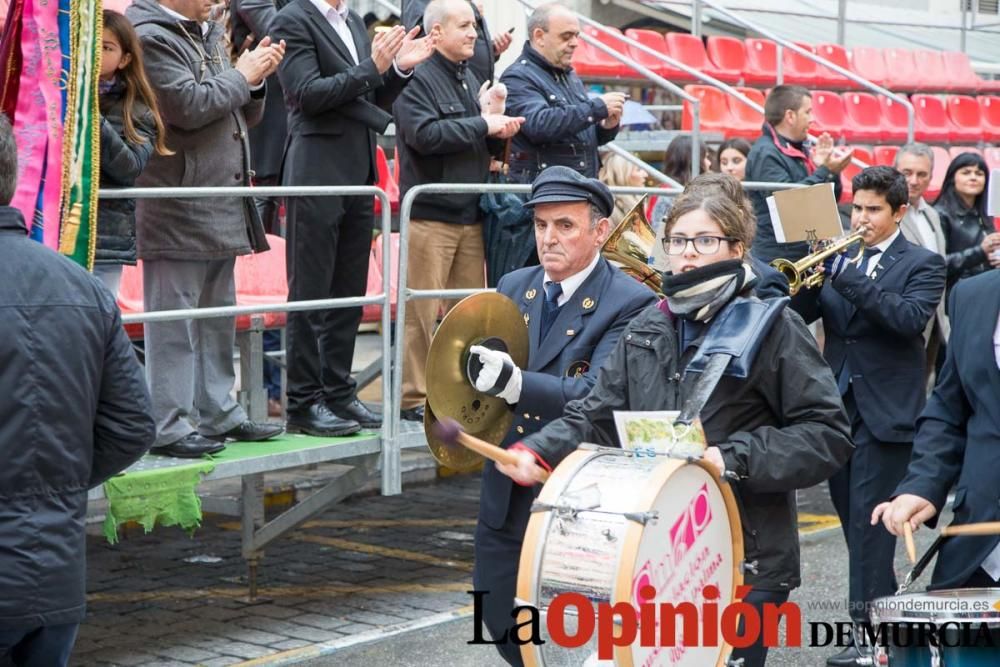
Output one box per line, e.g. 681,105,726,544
423,402,512,473
425,292,528,436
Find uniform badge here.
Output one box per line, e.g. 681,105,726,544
525,288,537,300
582,297,595,310
566,360,590,378
523,313,530,326
566,329,575,336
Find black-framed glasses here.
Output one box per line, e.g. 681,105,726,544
663,235,736,255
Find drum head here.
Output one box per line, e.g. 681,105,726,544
613,458,743,667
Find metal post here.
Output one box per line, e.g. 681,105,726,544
238,315,267,422
837,0,847,45
776,43,784,85
691,103,702,179
961,0,968,53
240,474,266,603
692,0,702,38
376,190,399,496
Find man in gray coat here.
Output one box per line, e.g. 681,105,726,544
127,0,286,457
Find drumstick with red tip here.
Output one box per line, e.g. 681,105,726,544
903,522,917,564
432,418,550,482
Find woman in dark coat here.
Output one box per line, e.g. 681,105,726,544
96,10,171,294
932,151,1000,288
499,176,853,667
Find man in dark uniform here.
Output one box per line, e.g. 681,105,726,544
466,166,657,666
500,3,624,184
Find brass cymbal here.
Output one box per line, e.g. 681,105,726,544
423,402,511,473
425,292,528,436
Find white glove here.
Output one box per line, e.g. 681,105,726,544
478,81,508,116
466,344,522,405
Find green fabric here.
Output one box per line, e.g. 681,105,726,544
102,460,215,544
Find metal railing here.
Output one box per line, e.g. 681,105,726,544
97,185,404,495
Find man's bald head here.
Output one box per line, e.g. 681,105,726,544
423,0,472,33
424,0,477,63
527,3,580,69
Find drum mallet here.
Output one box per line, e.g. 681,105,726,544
431,418,550,483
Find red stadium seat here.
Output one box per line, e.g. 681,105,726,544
814,43,856,89
783,42,820,87
743,38,778,86
883,49,921,92
984,146,1000,171
913,50,953,92
362,233,400,323
878,96,914,143
117,265,145,340
707,36,759,84
810,90,847,138
945,95,984,143
842,92,885,143
911,94,955,143
666,33,740,83
979,96,1000,141
682,85,734,135
571,27,631,79
926,146,952,202
839,147,875,204
623,29,679,79
873,145,899,166
850,47,889,88
942,51,982,93
977,78,1000,94
727,87,766,139
949,146,983,160
234,235,288,331
373,146,399,216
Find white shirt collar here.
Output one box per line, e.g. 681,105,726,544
310,0,349,21
872,228,901,255
158,2,209,34
544,253,601,307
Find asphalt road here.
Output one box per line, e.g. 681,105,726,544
300,484,949,667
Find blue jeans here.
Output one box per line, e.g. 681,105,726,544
0,623,79,667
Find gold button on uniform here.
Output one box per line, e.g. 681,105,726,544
516,426,525,434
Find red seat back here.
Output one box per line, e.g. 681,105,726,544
810,90,846,137
911,94,955,142
234,235,288,330
912,50,952,92
946,95,983,142
840,147,875,203
373,146,399,215
949,146,983,160
707,35,746,74
841,91,884,142
668,32,739,83
878,96,912,143
814,43,855,89
682,84,733,134
873,145,899,166
883,49,921,92
850,47,888,88
978,96,1000,141
117,264,145,339
362,233,400,323
942,51,981,93
782,42,818,86
572,27,630,79
728,87,765,139
927,146,952,201
744,38,777,84
623,29,674,78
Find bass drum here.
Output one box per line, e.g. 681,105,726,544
517,447,743,667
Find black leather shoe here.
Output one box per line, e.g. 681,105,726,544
151,433,226,458
208,420,284,443
826,643,869,666
287,403,361,437
330,399,382,429
400,405,425,422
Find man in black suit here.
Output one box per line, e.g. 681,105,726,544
792,166,946,666
872,269,1000,590
271,4,434,436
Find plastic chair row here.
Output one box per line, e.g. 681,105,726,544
572,28,1000,96
681,85,1000,144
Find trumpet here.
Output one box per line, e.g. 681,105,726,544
602,196,662,294
770,229,866,295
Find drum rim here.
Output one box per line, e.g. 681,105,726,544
611,457,745,667
870,588,1000,624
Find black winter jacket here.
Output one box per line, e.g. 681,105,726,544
0,207,155,628
97,81,158,265
519,299,854,591
745,124,842,264
934,201,993,283
500,43,618,183
393,52,499,225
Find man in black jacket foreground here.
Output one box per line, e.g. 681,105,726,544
394,0,523,421
0,115,156,666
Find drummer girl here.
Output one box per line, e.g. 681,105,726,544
499,174,855,667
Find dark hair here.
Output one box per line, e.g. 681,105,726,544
933,152,991,221
0,113,15,206
681,172,757,248
851,166,909,212
664,186,755,254
662,135,710,186
714,138,751,170
764,85,811,126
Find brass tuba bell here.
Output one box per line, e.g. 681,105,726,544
601,196,662,294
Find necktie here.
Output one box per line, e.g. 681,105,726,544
859,247,882,277
540,282,563,341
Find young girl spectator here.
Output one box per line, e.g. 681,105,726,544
716,137,752,182
96,9,171,295
932,151,1000,288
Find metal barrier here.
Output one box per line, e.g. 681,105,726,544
389,179,808,461
96,184,403,494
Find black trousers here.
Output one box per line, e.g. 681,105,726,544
731,588,791,667
285,191,374,412
0,623,78,667
829,389,913,623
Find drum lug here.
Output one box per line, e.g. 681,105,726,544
623,511,659,525
742,560,759,575
726,659,745,666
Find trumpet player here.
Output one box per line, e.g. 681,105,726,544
790,166,946,667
